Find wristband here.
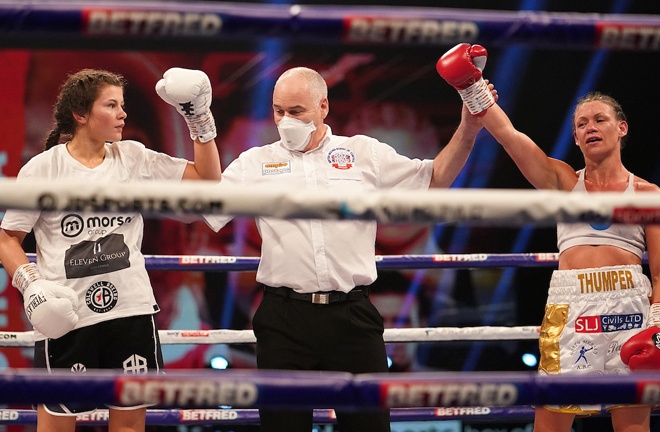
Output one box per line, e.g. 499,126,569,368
458,78,495,115
187,111,217,143
12,262,41,294
649,303,660,328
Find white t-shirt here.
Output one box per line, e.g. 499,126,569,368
1,141,188,340
204,127,433,293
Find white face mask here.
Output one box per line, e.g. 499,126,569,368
277,116,316,151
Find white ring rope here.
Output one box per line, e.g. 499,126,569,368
0,326,540,347
1,179,660,225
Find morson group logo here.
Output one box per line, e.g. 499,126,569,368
61,213,133,238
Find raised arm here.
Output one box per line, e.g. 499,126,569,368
184,136,222,181
436,43,573,191
156,67,222,181
429,104,482,188
480,102,569,190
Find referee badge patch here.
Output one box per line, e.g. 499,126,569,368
327,147,355,170
262,161,291,175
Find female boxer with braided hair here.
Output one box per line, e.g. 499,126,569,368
0,67,221,432
438,43,660,432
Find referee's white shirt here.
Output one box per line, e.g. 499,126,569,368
204,127,433,293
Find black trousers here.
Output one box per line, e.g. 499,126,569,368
253,287,391,432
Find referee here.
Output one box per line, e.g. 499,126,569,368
204,66,485,432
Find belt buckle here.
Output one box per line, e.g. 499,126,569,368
311,293,329,304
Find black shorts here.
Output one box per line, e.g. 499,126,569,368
34,314,163,415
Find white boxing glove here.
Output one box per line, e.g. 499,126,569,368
13,263,79,339
156,67,217,143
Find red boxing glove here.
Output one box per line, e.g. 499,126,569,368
620,326,660,371
436,43,487,90
436,43,494,116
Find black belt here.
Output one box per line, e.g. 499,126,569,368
263,285,369,304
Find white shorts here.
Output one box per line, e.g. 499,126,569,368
538,265,651,415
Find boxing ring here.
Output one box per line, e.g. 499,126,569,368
1,181,660,427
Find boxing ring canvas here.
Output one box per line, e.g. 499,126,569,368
1,0,660,431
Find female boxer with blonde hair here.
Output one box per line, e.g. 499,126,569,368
438,43,660,432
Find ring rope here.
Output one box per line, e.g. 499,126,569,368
6,251,649,272
14,252,570,270
1,405,650,426
2,180,660,225
0,369,659,408
0,406,539,425
98,252,653,269
1,1,659,52
0,326,540,347
2,250,635,345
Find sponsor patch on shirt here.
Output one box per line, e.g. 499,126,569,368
65,233,130,279
568,339,598,371
327,147,355,170
85,280,119,313
262,161,291,175
575,313,643,333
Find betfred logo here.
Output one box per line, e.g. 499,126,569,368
612,207,660,224
83,9,222,36
343,17,478,45
117,378,258,407
536,253,559,262
0,411,19,421
76,411,110,422
180,410,238,422
639,382,660,405
435,407,491,416
381,382,518,407
180,256,237,264
433,254,488,262
596,23,660,50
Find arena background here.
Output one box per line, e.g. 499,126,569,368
0,0,659,431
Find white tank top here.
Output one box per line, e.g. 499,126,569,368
557,169,646,258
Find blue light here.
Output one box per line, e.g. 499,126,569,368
522,353,538,368
387,356,393,369
210,356,229,370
